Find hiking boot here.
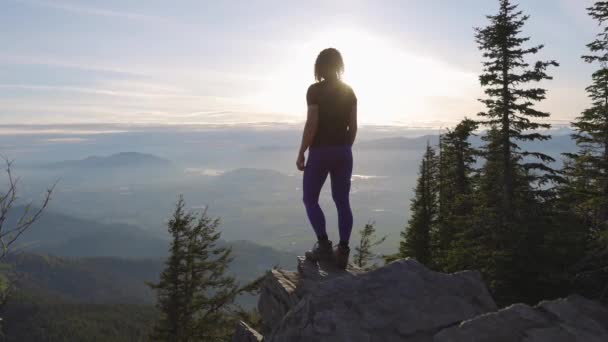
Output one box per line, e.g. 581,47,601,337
334,245,350,270
305,240,333,262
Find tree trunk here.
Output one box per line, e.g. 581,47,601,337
602,90,608,225
501,49,512,223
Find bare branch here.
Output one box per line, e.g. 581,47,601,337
0,157,55,259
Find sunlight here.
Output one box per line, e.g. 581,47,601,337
249,28,478,125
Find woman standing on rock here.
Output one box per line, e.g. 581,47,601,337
296,48,358,269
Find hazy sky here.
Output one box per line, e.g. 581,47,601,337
0,0,600,127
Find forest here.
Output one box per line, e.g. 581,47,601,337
399,0,608,307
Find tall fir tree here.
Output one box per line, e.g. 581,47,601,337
561,1,608,303
566,1,608,231
470,0,562,304
475,0,559,223
148,197,189,341
433,118,479,271
400,143,439,266
148,196,239,342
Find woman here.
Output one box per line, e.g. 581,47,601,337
296,48,357,269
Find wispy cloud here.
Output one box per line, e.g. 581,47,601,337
0,53,148,77
0,83,221,100
13,0,161,21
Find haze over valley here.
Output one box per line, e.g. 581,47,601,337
1,123,576,255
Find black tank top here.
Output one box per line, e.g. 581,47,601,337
306,79,357,147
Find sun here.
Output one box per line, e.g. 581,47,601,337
249,28,477,126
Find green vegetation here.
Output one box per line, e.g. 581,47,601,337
0,290,157,342
399,0,608,306
399,143,438,266
561,0,608,303
148,197,240,341
353,222,386,269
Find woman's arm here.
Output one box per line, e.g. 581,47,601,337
348,103,358,146
296,105,319,171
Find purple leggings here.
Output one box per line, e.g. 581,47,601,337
303,145,353,244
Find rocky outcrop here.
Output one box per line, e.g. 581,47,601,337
257,257,365,334
233,257,608,342
268,258,496,342
434,295,608,342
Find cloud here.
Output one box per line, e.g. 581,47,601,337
0,83,231,100
13,0,161,21
46,137,89,143
0,53,149,77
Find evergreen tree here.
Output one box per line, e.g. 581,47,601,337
566,1,608,232
470,0,563,305
400,143,438,266
148,197,189,341
475,0,559,222
561,1,608,303
148,197,239,342
353,221,387,269
434,119,479,271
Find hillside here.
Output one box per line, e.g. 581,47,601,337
2,253,162,304
0,291,157,342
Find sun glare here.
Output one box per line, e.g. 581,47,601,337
249,29,478,126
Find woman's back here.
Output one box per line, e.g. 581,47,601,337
307,79,357,147
298,47,357,270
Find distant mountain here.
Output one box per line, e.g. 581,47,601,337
44,152,172,170
8,207,297,298
12,208,169,258
2,241,295,308
14,208,298,272
3,253,162,304
355,132,577,156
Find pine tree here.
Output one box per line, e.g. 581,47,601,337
148,197,189,341
353,221,387,269
566,1,608,231
148,196,239,342
469,0,564,305
400,143,438,266
434,119,479,271
475,0,559,222
561,1,608,303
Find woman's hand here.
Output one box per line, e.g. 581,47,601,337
296,153,306,171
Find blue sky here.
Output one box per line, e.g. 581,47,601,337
0,0,599,127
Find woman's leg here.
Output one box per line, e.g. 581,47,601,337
303,151,329,239
330,147,353,246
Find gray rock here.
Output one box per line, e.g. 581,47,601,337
257,268,300,334
258,256,363,334
265,258,497,342
256,256,608,342
433,295,608,342
232,321,263,342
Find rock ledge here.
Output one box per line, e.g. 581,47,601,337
233,257,608,342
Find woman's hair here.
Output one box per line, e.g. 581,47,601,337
314,48,344,82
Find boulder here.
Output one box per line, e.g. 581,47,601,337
253,255,608,341
258,256,363,334
257,268,300,334
263,258,497,341
433,295,608,342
